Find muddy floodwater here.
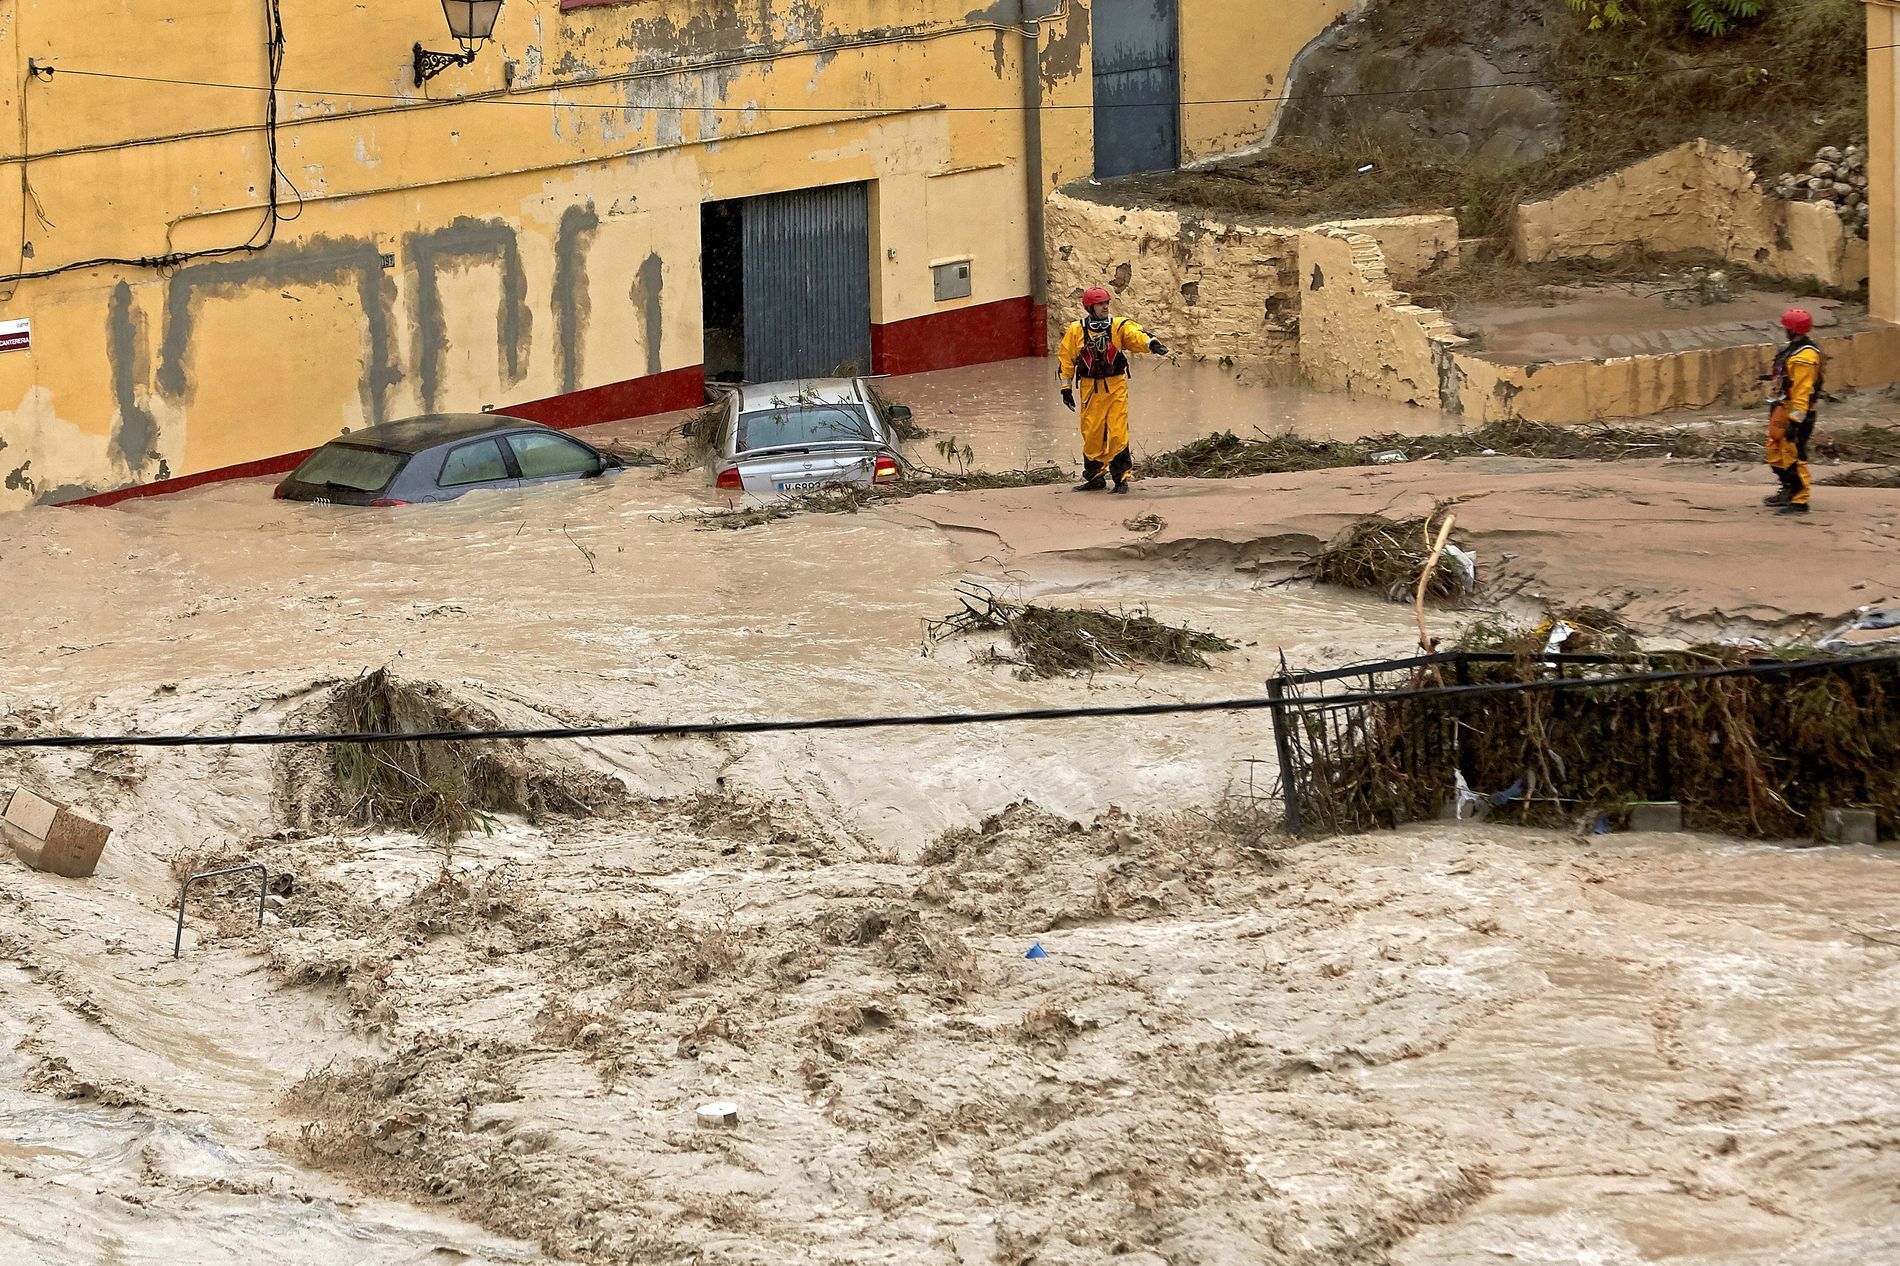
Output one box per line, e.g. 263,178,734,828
2,359,1897,1263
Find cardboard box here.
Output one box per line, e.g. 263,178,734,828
3,789,111,879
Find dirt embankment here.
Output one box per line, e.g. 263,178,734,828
1110,0,1867,237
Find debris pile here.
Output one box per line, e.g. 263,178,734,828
696,465,1069,529
277,670,621,840
1289,643,1900,839
1141,422,1900,479
1768,142,1870,239
927,583,1235,679
1299,514,1475,605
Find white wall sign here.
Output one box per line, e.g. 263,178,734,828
0,319,28,353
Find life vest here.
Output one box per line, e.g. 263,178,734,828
1771,335,1825,405
1075,318,1131,380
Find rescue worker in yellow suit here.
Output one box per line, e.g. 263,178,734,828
1058,286,1170,494
1762,307,1824,516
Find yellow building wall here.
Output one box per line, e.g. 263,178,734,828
0,0,1341,510
1869,2,1900,323
0,0,1087,510
1178,0,1359,163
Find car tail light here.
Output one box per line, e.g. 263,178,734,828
873,455,901,484
715,467,743,491
369,498,409,507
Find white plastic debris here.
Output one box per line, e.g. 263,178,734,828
1453,771,1486,821
697,1101,740,1129
1817,604,1900,650
1441,545,1478,594
1370,449,1407,463
1540,620,1574,668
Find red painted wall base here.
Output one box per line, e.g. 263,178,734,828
505,364,706,431
872,295,1045,377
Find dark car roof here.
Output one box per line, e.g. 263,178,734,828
328,413,546,455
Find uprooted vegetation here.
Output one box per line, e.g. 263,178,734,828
275,670,621,840
1285,638,1900,838
927,583,1236,678
1142,421,1900,480
694,464,1069,530
267,797,1319,1265
1296,511,1477,606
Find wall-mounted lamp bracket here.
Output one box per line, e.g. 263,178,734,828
414,42,479,87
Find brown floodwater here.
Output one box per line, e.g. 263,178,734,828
1,358,1895,1264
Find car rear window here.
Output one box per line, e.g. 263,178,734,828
507,431,599,478
290,443,405,493
736,404,876,453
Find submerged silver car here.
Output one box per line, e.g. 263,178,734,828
693,378,910,495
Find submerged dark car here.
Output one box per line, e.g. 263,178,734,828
274,414,624,506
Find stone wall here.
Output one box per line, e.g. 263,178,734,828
1296,227,1465,410
1514,140,1870,290
1043,193,1303,364
1049,171,1900,426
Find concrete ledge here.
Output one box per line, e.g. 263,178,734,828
1451,323,1900,424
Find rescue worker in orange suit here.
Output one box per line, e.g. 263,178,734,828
1763,307,1824,516
1058,286,1170,494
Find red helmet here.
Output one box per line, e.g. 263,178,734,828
1081,286,1112,309
1781,308,1813,335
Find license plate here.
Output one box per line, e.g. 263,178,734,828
777,479,832,492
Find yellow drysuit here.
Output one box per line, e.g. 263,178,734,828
1058,317,1155,485
1766,338,1822,507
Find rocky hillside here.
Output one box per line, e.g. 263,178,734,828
1106,0,1866,238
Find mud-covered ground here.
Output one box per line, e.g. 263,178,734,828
2,360,1898,1263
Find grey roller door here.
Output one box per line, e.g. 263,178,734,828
1092,0,1180,179
742,183,873,382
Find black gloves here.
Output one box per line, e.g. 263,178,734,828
1061,387,1076,412
1149,340,1170,356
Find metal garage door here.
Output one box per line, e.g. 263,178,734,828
742,183,873,382
1092,0,1181,179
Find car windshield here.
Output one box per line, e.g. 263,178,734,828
291,443,405,493
735,404,875,453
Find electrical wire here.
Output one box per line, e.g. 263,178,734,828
13,34,1892,168
33,53,1833,121
2,0,288,285
4,22,1882,281
0,651,1892,752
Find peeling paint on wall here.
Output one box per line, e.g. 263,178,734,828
553,203,602,394
157,236,400,424
407,217,532,413
107,282,161,474
1040,1,1087,85
635,252,665,378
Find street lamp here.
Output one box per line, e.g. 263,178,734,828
414,0,504,87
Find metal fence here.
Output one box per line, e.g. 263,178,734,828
1267,649,1900,837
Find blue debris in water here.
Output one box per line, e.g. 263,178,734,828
1492,779,1527,808
1024,943,1048,960
1591,814,1612,835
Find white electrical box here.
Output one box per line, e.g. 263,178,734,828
932,259,972,302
